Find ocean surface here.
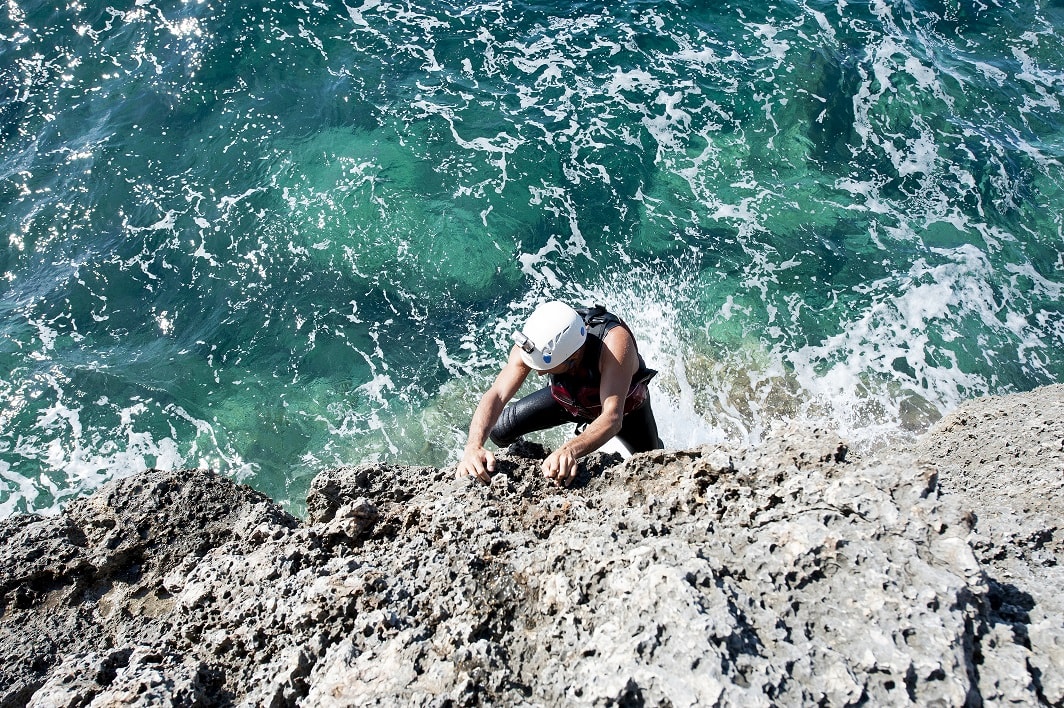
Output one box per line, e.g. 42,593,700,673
2,0,1062,517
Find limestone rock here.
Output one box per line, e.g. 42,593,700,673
914,383,1064,705
1,386,1061,706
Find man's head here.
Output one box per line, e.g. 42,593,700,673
512,301,586,371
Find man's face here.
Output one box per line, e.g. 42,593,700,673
537,347,582,376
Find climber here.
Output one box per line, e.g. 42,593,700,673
457,301,662,487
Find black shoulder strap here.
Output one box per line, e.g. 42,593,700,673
572,304,656,384
576,304,618,338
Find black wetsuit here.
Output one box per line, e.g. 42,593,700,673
489,306,663,453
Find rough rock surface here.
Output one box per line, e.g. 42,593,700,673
912,383,1064,705
1,386,1061,706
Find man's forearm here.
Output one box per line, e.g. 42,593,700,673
562,409,623,458
465,394,504,450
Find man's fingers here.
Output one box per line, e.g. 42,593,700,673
541,458,558,481
561,459,578,487
458,449,494,484
541,451,578,487
472,451,494,484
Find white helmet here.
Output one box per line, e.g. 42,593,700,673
512,301,586,371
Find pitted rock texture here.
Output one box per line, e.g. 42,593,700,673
1,386,1061,707
913,383,1064,705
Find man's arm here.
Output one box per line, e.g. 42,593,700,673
542,326,639,486
457,346,531,483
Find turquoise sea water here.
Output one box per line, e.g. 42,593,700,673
2,0,1062,517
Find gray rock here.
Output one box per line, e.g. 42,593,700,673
913,383,1064,705
28,647,213,708
1,386,1061,706
0,469,294,706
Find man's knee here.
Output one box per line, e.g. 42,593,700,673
489,404,519,447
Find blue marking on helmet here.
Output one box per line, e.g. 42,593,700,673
543,354,552,363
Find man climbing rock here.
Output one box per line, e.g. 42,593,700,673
458,301,662,487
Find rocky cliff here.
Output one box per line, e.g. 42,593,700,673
1,385,1061,707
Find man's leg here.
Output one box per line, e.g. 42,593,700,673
617,396,663,453
489,386,580,448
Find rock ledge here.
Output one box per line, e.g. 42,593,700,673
1,385,1061,706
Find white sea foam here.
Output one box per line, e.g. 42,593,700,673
0,461,39,517
0,353,251,515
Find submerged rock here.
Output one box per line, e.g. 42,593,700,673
1,386,1061,706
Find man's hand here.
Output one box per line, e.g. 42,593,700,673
457,346,532,486
542,446,579,487
457,446,495,484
